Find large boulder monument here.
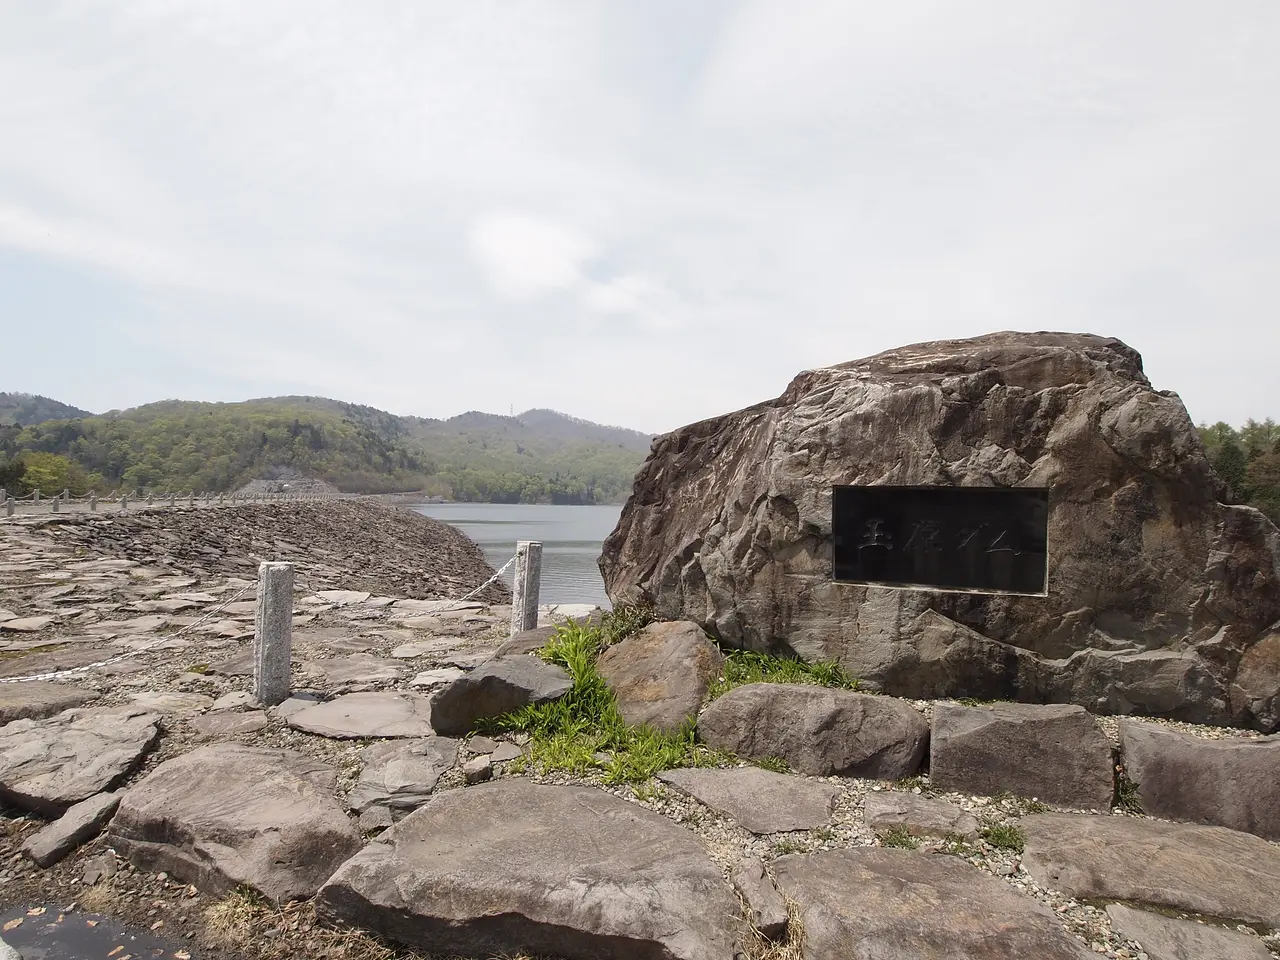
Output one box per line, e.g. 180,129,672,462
600,332,1280,729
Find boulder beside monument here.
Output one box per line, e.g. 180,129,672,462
600,332,1280,730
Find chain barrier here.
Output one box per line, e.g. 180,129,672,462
0,583,256,684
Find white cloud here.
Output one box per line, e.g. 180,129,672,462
0,1,1277,433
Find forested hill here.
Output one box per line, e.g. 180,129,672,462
0,392,93,426
0,395,654,505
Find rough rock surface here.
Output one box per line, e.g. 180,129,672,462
731,858,788,940
188,710,269,738
1104,904,1273,960
697,683,927,778
772,848,1091,959
21,790,121,867
430,656,572,736
1119,719,1280,839
596,621,723,731
286,691,435,738
863,791,980,840
0,707,160,814
109,744,362,902
0,682,95,723
931,702,1114,809
1022,813,1280,926
317,780,744,960
600,333,1280,730
346,738,459,814
657,767,840,834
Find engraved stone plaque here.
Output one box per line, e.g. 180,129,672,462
832,486,1049,594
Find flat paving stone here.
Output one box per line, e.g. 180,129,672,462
286,692,435,739
208,649,255,676
317,780,743,960
1022,813,1280,926
0,682,97,723
127,691,213,716
1105,904,1274,960
302,653,405,685
391,638,464,659
21,790,121,867
0,616,56,633
864,791,981,840
0,707,160,814
657,766,841,834
773,848,1092,960
408,667,466,688
314,590,372,606
346,737,460,814
189,711,269,738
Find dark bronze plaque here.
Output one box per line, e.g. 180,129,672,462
832,486,1049,594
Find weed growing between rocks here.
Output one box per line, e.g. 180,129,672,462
993,791,1049,815
879,826,921,849
1114,765,1143,814
754,756,791,774
479,609,731,783
707,650,859,700
979,824,1026,853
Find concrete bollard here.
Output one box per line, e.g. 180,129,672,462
4,497,12,518
51,495,59,513
90,492,97,511
509,540,543,636
169,492,176,509
253,561,294,705
146,493,154,505
32,488,39,503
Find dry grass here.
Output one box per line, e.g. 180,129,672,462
204,888,543,960
737,893,807,960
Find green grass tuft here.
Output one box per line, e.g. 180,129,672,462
1115,766,1143,814
708,649,859,700
754,755,791,774
879,826,920,849
478,610,729,783
979,823,1025,852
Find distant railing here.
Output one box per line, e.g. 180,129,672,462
1,485,345,518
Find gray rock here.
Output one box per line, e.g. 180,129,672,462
772,848,1091,959
188,710,269,738
126,691,214,716
863,791,981,840
110,744,362,902
596,621,723,732
493,625,558,657
208,649,255,676
657,766,840,834
286,691,434,738
1120,719,1280,839
317,780,744,960
303,653,405,685
600,332,1280,731
931,702,1114,809
359,805,394,832
21,790,121,867
697,683,927,778
271,692,322,719
408,667,465,688
1104,904,1273,960
462,755,493,784
0,616,56,633
209,690,262,711
430,656,572,736
346,738,460,813
731,857,787,940
490,742,523,763
0,707,160,814
1231,630,1280,731
0,681,95,723
1022,813,1280,926
465,735,500,754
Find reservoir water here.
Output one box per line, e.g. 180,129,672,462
410,503,623,607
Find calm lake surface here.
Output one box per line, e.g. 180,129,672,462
410,503,623,607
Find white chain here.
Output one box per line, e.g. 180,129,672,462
426,554,516,611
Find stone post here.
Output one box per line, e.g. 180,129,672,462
90,491,97,511
32,488,39,503
62,488,69,502
189,492,195,508
5,497,13,518
169,492,176,509
146,492,154,505
0,486,5,502
253,561,294,705
120,493,128,511
509,540,543,636
51,494,59,513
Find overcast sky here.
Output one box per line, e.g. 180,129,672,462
2,2,1277,434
